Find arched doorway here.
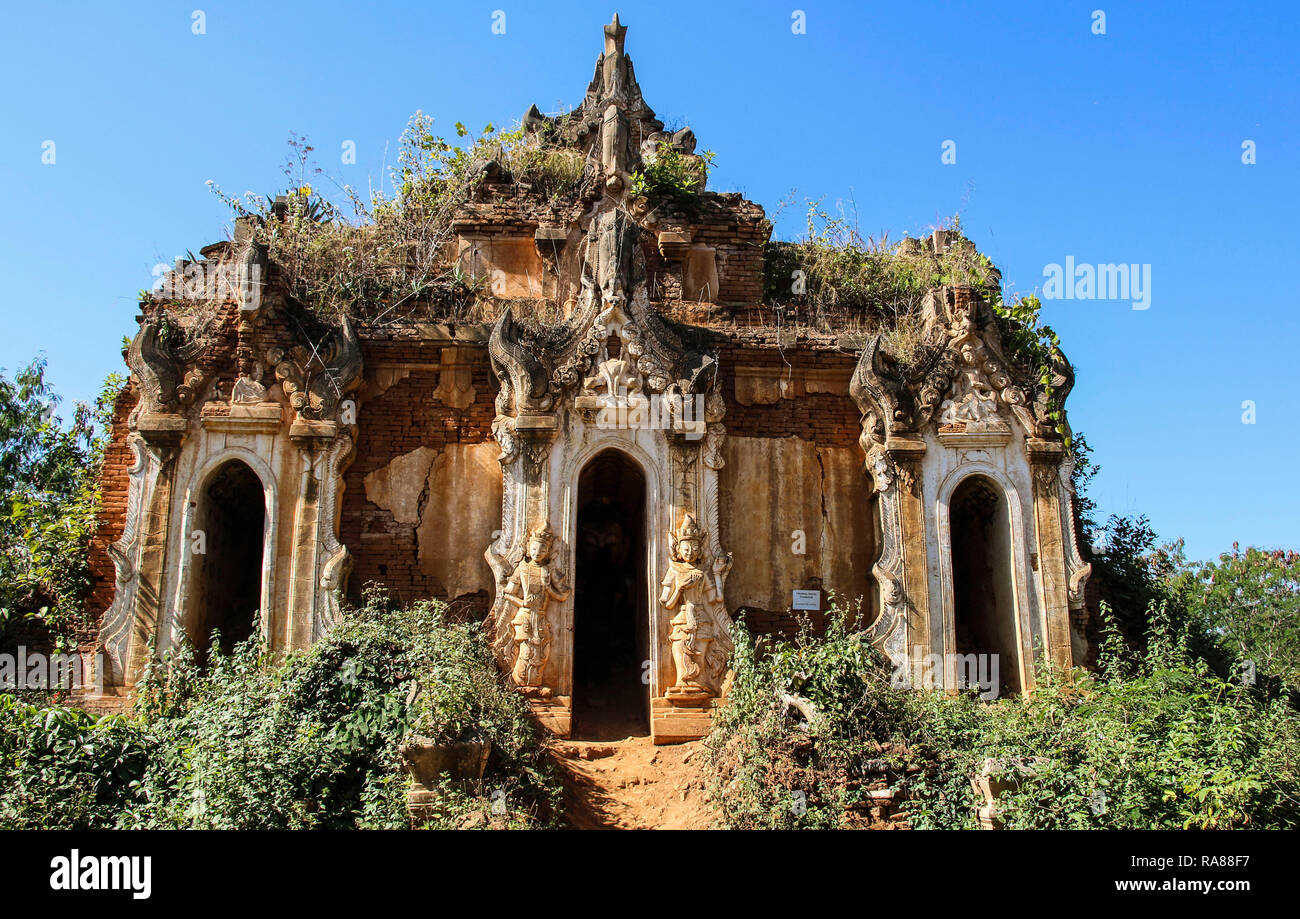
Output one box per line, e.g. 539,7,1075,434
188,460,265,662
573,449,649,739
949,475,1021,696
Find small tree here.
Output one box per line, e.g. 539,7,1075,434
1169,544,1300,692
0,359,120,648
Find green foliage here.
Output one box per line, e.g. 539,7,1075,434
1168,545,1300,693
989,293,1069,442
0,590,559,829
708,603,1300,830
762,206,999,344
0,361,122,648
209,115,589,325
628,143,714,206
906,602,1300,829
0,694,148,829
706,609,920,829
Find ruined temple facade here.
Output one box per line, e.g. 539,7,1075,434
88,17,1091,742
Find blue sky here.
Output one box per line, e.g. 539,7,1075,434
1,1,1296,560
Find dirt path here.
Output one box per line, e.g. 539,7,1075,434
549,735,719,829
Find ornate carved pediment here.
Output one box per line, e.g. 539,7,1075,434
487,207,718,435
851,287,1063,456
268,313,363,423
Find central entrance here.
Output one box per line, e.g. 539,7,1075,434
572,449,649,739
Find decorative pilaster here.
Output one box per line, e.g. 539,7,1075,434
1027,438,1073,670
122,416,186,686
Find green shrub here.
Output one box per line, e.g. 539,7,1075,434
0,694,147,829
1167,545,1300,693
628,143,713,207
761,207,1000,343
0,589,560,829
705,609,919,829
0,363,122,649
707,602,1300,830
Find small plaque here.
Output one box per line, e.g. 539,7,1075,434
792,589,821,611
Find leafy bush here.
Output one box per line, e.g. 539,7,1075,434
0,361,122,649
906,602,1300,829
628,143,714,206
989,293,1069,439
705,610,919,829
0,694,147,829
707,603,1300,830
0,589,560,829
1162,544,1300,693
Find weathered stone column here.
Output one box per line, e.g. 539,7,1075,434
286,420,337,652
885,436,932,669
123,414,186,686
1026,438,1073,670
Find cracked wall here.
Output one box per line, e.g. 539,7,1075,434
719,434,876,634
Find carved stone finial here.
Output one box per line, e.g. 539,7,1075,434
604,13,627,56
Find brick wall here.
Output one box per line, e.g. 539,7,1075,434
717,343,861,445
340,340,497,607
86,379,140,621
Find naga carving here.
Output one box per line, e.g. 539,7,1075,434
268,314,363,422
126,315,209,415
489,308,555,417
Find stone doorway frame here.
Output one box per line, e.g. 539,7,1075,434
935,464,1037,694
167,450,279,660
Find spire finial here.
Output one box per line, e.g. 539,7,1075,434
604,14,627,56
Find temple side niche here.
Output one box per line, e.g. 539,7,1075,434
850,280,1091,693
96,226,364,688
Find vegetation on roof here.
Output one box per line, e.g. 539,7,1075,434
207,115,593,326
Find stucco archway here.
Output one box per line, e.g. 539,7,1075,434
182,458,268,661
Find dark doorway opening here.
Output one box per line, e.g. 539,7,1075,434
573,450,649,739
950,475,1021,696
189,460,265,663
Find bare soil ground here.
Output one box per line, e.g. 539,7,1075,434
549,735,719,829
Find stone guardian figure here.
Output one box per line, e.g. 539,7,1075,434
660,513,728,698
502,525,570,692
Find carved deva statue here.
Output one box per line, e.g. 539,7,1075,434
659,514,733,699
501,525,570,693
